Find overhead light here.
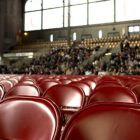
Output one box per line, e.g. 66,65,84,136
24,32,28,36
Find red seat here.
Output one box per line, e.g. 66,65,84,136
69,82,92,96
4,84,41,98
61,103,140,140
0,96,61,140
59,79,72,84
43,85,85,123
81,79,96,90
96,80,123,88
37,78,60,84
8,78,19,85
88,86,137,104
39,81,60,95
19,80,36,85
0,80,14,93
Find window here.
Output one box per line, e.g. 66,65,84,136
64,7,68,27
71,4,87,26
98,30,102,38
65,0,87,6
116,0,140,21
134,26,140,32
25,11,41,31
25,0,42,11
50,34,54,42
89,0,104,2
89,0,114,24
24,0,140,31
43,0,63,9
128,26,140,33
43,8,63,29
70,0,87,5
73,32,77,41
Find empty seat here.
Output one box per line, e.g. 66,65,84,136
88,86,137,104
59,79,72,84
61,103,140,140
4,84,41,98
0,80,14,93
69,82,92,96
19,79,36,85
8,78,19,85
96,80,122,86
81,79,96,90
0,96,61,140
43,85,85,123
39,81,60,95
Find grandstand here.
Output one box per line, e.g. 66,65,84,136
0,0,140,139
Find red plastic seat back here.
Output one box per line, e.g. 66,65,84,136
4,84,41,98
0,97,61,140
0,80,14,93
61,103,140,140
69,82,92,96
59,79,72,84
19,80,36,85
44,85,85,108
88,86,137,104
81,79,96,90
39,81,60,95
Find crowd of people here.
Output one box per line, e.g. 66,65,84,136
17,45,99,75
1,36,140,75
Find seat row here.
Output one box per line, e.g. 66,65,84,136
0,75,140,139
1,96,140,140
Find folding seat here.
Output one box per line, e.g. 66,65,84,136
32,75,45,83
87,86,137,104
8,78,19,85
0,80,14,93
20,80,36,85
59,79,72,84
95,81,123,89
37,78,60,85
39,81,61,95
97,79,119,85
19,79,36,85
0,96,61,140
81,79,96,90
98,75,115,81
69,82,92,106
4,84,41,98
69,82,92,96
43,85,85,124
60,103,140,140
